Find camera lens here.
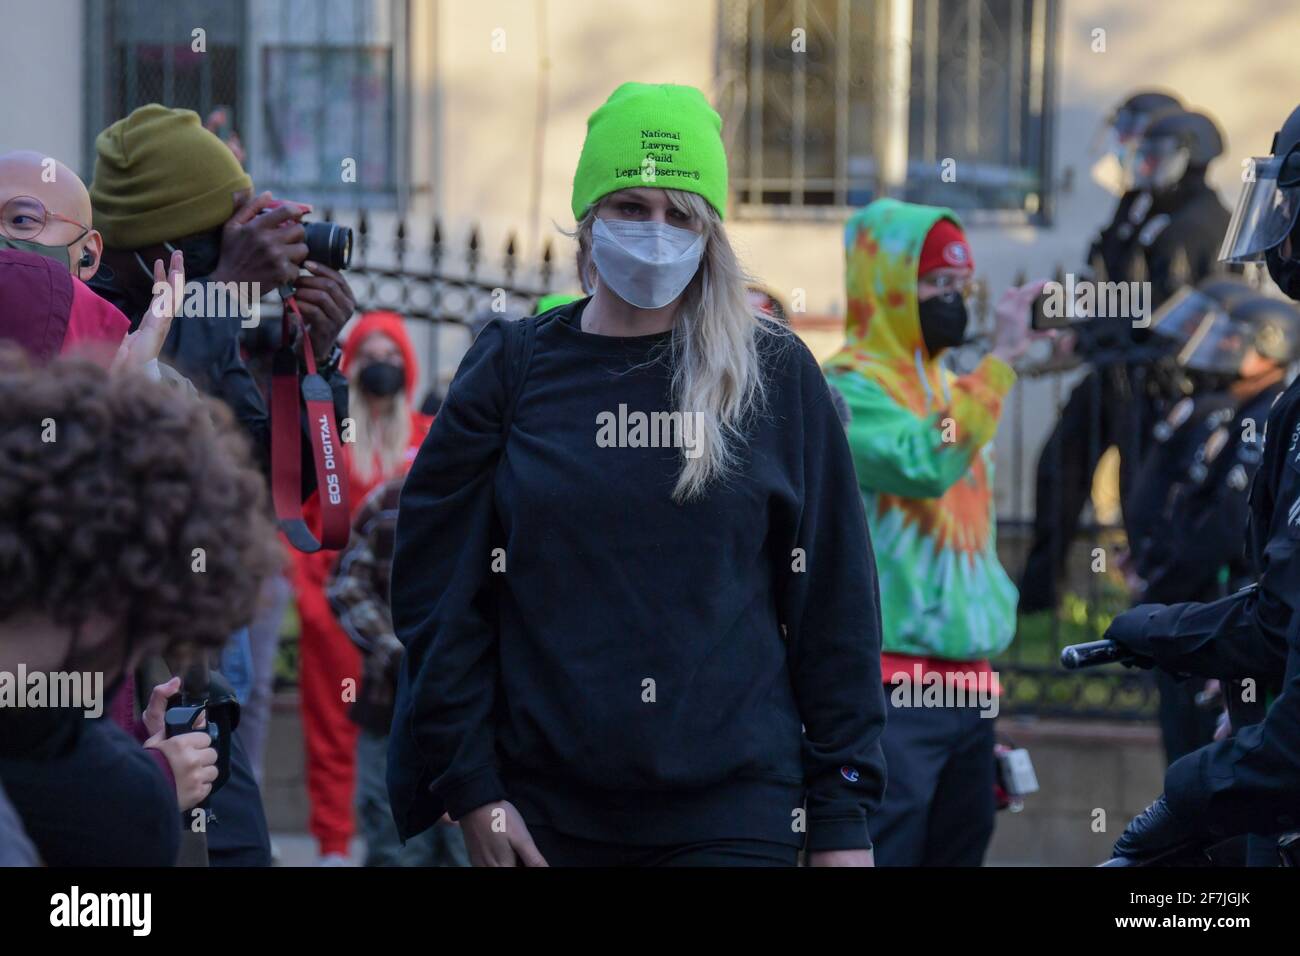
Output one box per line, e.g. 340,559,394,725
304,221,353,270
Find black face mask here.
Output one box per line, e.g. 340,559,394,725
168,229,224,280
1265,241,1300,301
134,228,224,303
358,361,406,398
918,293,970,357
1185,369,1237,395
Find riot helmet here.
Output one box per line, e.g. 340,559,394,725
1179,293,1300,379
1090,90,1184,195
1132,110,1224,193
1220,105,1300,302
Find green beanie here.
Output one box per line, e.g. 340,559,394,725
90,104,253,249
571,82,728,221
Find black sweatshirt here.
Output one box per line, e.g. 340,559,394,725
387,300,886,852
0,708,180,867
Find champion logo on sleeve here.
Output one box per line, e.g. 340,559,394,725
840,765,860,783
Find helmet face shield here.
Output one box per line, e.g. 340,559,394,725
1219,154,1300,263
1178,315,1248,376
1150,287,1229,347
1112,107,1150,142
1133,135,1189,191
1090,116,1149,195
1090,148,1131,196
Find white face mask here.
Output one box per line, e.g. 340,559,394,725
591,218,705,309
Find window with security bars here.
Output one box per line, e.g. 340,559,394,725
249,0,406,206
84,0,244,176
719,0,1058,222
85,0,407,209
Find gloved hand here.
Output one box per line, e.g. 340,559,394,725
1112,794,1202,863
1102,606,1160,668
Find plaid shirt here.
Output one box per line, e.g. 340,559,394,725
327,477,404,653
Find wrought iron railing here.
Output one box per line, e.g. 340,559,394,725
323,209,558,325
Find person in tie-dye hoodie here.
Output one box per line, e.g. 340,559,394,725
825,198,1045,866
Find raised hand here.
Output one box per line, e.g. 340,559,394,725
112,248,183,375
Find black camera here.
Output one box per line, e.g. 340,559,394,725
304,219,353,271
262,199,353,271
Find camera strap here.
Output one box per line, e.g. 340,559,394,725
271,295,351,553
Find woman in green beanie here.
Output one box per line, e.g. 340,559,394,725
389,82,887,866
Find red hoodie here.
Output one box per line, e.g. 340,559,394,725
339,309,431,502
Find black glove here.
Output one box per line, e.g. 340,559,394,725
1112,794,1201,862
1102,606,1160,668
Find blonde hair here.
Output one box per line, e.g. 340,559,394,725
348,378,412,486
575,189,781,501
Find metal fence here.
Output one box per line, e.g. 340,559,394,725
326,209,558,320
309,209,561,394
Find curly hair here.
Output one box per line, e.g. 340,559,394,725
0,347,283,658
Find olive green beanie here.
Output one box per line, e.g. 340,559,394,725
571,82,728,221
90,104,253,249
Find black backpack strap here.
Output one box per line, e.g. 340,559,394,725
500,316,538,440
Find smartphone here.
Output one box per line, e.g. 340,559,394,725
1031,289,1073,332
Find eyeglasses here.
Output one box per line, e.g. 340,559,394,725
1,195,91,244
918,273,973,297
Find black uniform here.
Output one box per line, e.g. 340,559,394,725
1087,189,1155,284
1133,387,1275,604
1020,173,1231,612
1129,171,1233,306
1108,377,1300,848
1126,387,1281,763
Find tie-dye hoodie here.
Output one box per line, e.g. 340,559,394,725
824,199,1018,661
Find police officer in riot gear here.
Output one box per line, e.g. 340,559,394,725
1139,277,1255,412
1125,278,1263,596
1106,104,1300,865
1087,90,1184,282
1129,111,1233,304
1125,285,1298,765
1021,99,1233,613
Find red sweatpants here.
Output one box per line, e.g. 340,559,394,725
293,555,362,857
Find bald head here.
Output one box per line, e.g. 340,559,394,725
0,150,101,277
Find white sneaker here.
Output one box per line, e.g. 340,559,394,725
317,852,351,867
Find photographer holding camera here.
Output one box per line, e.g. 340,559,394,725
88,104,354,486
